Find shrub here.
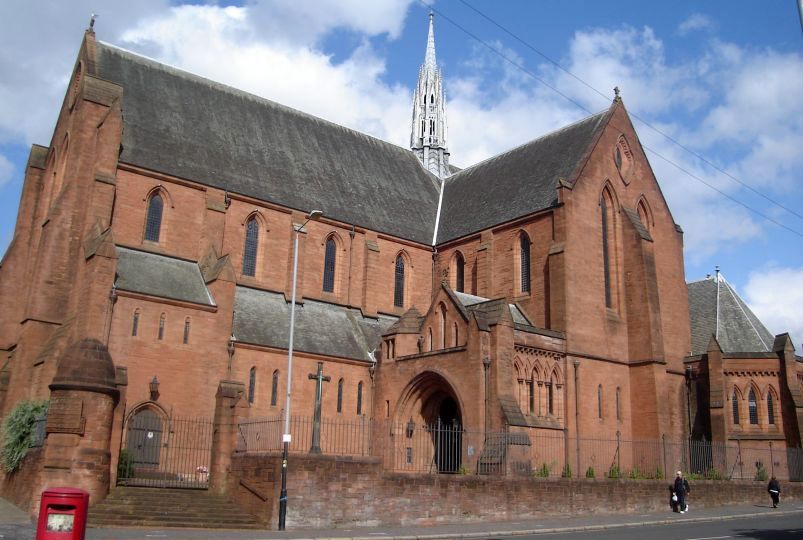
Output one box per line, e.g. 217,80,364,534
117,449,134,480
654,467,664,480
608,464,621,479
561,463,572,478
585,466,596,479
536,463,550,477
754,462,768,482
628,467,642,479
705,468,725,480
1,400,48,473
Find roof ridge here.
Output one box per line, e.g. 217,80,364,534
96,41,431,166
447,108,609,181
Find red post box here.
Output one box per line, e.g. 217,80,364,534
36,488,89,540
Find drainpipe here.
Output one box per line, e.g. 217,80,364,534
483,355,491,437
104,285,118,346
573,358,581,475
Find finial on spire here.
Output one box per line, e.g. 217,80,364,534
89,13,98,30
613,86,621,102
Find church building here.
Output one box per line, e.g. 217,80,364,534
0,15,801,514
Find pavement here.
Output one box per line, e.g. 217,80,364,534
0,496,801,539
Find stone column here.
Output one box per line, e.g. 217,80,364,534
32,339,119,517
210,380,250,496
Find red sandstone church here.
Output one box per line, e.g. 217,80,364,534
1,17,801,521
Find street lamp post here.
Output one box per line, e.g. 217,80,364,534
278,210,322,531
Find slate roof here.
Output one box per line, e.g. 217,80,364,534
437,110,610,243
687,275,775,355
94,42,440,245
453,291,532,327
233,287,396,361
115,247,214,305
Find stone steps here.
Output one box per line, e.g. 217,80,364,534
88,487,263,529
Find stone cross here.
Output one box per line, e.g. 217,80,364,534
308,362,330,454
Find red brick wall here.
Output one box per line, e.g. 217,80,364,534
230,452,803,529
0,447,43,515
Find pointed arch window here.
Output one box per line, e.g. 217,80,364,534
528,378,535,413
427,328,433,351
337,379,344,413
519,232,531,294
767,392,775,425
548,378,555,415
597,385,603,419
144,193,163,242
132,309,140,337
323,237,336,293
248,367,256,404
455,252,465,293
271,370,279,406
452,322,459,347
600,190,613,308
732,392,740,424
439,304,446,349
158,313,165,340
242,216,259,277
748,389,758,424
394,255,405,307
183,317,191,344
356,381,363,415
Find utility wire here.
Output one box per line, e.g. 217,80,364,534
458,0,803,222
423,0,803,236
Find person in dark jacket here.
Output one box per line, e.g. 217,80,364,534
673,471,687,513
768,476,781,508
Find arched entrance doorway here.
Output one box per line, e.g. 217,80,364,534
126,408,163,469
396,371,464,474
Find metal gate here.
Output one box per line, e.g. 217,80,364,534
118,411,213,488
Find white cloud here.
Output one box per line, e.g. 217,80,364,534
678,14,713,36
0,154,13,187
743,266,803,347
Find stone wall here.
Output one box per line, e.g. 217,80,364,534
230,452,803,529
0,447,42,515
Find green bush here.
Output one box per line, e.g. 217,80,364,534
561,463,572,478
705,468,725,480
608,464,621,479
654,467,664,480
536,463,550,477
117,449,134,479
754,462,768,481
1,400,48,473
585,466,595,478
628,467,642,479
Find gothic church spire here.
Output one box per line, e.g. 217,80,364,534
411,12,450,179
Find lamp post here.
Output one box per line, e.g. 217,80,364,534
278,209,322,531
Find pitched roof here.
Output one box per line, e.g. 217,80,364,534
233,286,396,362
437,110,610,243
94,42,440,245
687,275,775,355
115,247,214,305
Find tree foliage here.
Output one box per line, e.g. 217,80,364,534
1,400,48,472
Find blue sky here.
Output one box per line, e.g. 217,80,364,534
0,0,801,343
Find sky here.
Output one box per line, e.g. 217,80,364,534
0,0,801,345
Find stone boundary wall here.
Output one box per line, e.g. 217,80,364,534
0,447,43,514
231,452,803,529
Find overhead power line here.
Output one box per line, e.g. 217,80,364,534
421,0,803,237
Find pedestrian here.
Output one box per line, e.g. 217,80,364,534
673,471,687,514
768,476,781,508
668,484,679,512
683,475,691,512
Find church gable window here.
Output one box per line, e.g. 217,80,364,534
767,391,775,425
518,232,531,294
242,216,259,277
748,388,758,425
248,367,256,404
271,370,279,406
132,309,140,337
614,135,633,184
597,385,603,419
438,303,447,349
394,254,406,307
144,192,164,242
732,390,740,424
323,237,337,293
453,252,465,293
158,313,165,340
600,188,616,309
